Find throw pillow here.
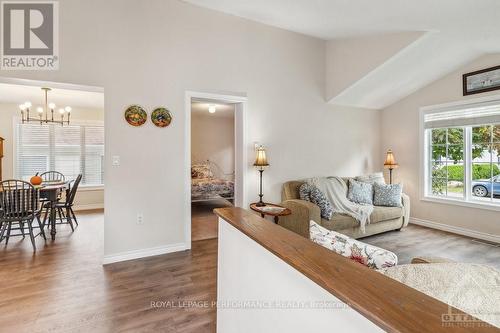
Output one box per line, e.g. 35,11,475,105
355,172,385,185
309,221,398,269
299,183,333,220
347,179,373,205
298,183,311,202
373,183,403,207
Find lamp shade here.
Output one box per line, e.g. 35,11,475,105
253,145,269,168
383,149,399,169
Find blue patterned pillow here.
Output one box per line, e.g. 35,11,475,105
299,183,333,220
298,183,311,201
348,179,373,205
373,183,403,207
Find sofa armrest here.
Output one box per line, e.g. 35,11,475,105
401,193,411,228
279,199,321,238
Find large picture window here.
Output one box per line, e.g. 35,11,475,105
423,99,500,206
16,122,104,186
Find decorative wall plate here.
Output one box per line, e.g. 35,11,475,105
151,107,172,127
124,105,147,126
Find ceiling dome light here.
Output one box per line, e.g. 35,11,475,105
208,104,216,113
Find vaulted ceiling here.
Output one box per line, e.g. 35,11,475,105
184,0,500,109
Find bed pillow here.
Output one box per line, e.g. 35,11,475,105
373,183,403,207
299,183,333,220
309,221,398,269
191,163,212,179
347,179,373,205
355,172,385,185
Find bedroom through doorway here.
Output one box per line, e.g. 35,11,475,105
190,98,237,241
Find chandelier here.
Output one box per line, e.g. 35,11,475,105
19,87,71,125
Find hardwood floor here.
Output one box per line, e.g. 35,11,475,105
362,224,500,269
1,210,498,332
0,210,217,333
191,200,232,241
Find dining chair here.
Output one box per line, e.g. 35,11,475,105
0,180,46,251
39,171,66,204
43,174,82,232
40,171,65,182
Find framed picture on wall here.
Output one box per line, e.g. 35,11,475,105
463,65,500,96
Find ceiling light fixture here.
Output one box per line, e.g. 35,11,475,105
19,87,71,125
208,104,216,113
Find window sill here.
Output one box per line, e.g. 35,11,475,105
421,195,500,212
78,185,104,192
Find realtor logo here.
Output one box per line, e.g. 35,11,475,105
1,1,59,70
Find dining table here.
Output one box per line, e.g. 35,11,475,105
37,181,70,241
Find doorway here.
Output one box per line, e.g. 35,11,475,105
185,91,247,246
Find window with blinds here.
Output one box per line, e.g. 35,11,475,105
16,122,104,186
422,99,500,207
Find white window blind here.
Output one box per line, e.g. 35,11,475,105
424,100,500,129
16,122,104,186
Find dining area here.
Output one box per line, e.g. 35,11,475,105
0,171,82,251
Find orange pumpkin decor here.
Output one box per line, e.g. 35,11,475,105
30,173,43,186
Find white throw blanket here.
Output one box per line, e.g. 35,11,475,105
307,177,373,232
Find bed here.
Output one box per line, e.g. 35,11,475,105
191,161,234,202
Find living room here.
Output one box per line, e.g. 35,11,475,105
0,0,498,332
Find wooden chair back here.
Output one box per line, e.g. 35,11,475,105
66,174,82,206
0,180,39,221
40,171,65,182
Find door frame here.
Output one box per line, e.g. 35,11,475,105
184,90,248,248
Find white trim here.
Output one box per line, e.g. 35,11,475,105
78,185,104,192
73,203,104,211
421,195,500,212
0,76,104,93
410,217,500,244
102,243,187,265
420,93,500,113
184,90,248,250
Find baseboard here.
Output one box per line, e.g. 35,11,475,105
103,243,187,265
73,203,104,211
410,217,500,244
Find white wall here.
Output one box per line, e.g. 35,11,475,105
381,53,500,237
191,112,235,176
0,102,104,209
1,0,381,259
217,218,382,333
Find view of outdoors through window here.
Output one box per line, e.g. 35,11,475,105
430,124,500,204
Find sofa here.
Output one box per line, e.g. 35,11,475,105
278,178,410,239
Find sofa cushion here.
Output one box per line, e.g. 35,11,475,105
371,206,403,223
347,179,373,205
373,183,403,207
321,206,403,231
310,221,398,269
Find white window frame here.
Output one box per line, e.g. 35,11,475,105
13,118,105,189
420,94,500,212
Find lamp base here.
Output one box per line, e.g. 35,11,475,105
255,201,266,207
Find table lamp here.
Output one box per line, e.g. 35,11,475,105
383,149,399,184
253,145,269,207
